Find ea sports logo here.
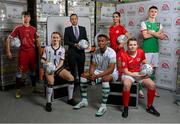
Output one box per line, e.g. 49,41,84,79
161,62,170,72
128,20,135,26
118,8,125,14
160,2,171,13
138,4,145,15
175,48,180,55
173,1,180,12
175,18,180,25
174,16,180,28
172,32,180,44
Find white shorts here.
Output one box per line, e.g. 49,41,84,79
121,74,143,83
145,53,159,67
94,69,119,82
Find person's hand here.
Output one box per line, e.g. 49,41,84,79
74,43,81,49
160,33,169,40
88,73,97,81
6,52,12,60
36,32,40,38
147,30,155,35
43,61,49,69
139,73,149,79
132,72,141,78
118,42,125,49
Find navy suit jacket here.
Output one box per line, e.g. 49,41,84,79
64,26,88,53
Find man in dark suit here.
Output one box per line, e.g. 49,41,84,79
64,14,88,84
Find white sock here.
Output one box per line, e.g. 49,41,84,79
68,84,74,100
46,86,53,103
82,98,88,103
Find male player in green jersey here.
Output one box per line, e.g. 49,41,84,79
140,6,168,97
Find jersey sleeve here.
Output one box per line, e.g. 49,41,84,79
92,52,96,63
141,21,147,31
122,26,128,34
160,23,163,31
141,49,146,61
10,26,19,38
60,48,65,60
121,53,128,69
109,27,119,52
138,48,146,61
41,47,48,61
109,50,116,64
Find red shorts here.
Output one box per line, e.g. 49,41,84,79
18,49,36,73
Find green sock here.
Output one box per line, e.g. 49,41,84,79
138,83,143,91
150,71,155,81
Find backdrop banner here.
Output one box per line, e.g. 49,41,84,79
117,0,180,91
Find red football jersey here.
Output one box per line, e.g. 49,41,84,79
109,24,127,54
10,25,36,51
121,48,146,72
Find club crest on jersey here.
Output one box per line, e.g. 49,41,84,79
137,58,141,61
156,23,160,28
58,52,61,55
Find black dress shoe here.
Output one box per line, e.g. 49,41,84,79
45,102,52,112
122,107,128,118
146,105,160,117
67,99,77,106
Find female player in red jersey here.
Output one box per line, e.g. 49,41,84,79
109,11,131,78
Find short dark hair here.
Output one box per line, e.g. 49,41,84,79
70,13,78,19
113,11,121,17
149,6,158,11
127,37,138,45
21,11,30,16
51,32,62,38
97,34,109,41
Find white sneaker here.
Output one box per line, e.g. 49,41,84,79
73,100,88,109
95,106,107,117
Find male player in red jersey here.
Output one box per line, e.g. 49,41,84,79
6,11,40,98
121,38,160,118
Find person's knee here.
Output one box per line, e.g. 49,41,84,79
80,77,88,82
48,81,54,85
46,76,54,85
66,74,74,82
123,81,132,91
102,75,112,82
149,82,155,90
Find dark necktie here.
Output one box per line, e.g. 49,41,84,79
74,26,79,39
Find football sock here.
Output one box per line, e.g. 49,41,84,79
123,90,130,107
80,77,88,101
147,88,155,108
46,84,53,103
101,82,110,106
68,83,74,100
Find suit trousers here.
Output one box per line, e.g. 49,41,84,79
67,50,85,81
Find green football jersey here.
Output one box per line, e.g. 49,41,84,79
142,21,161,53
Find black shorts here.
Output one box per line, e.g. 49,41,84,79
54,65,65,76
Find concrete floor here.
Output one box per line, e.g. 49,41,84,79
0,83,180,123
